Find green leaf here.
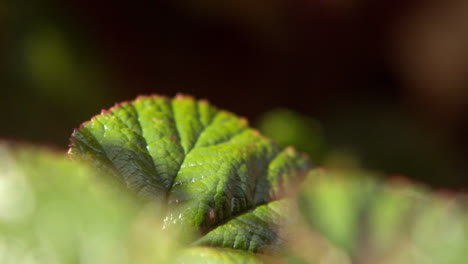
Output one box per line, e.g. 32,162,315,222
69,94,312,257
257,109,328,163
293,169,468,264
179,247,263,264
0,143,185,264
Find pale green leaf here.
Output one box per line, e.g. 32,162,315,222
294,169,468,264
0,143,184,264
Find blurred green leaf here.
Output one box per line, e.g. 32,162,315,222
0,143,184,264
293,169,468,264
2,0,112,145
257,109,328,163
179,247,262,264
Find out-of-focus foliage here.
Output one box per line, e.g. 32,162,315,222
178,247,261,264
2,0,112,145
0,143,185,264
287,169,468,264
0,133,467,263
258,107,467,188
257,109,328,163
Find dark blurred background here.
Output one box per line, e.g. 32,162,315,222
1,0,467,188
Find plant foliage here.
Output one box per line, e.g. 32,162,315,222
0,94,466,263
69,94,312,258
